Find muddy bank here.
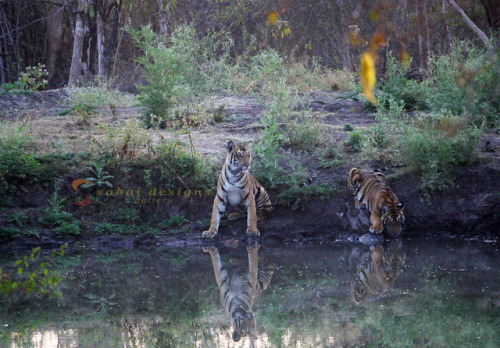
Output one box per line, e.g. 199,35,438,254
0,89,499,251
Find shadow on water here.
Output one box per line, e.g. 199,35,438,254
0,235,499,347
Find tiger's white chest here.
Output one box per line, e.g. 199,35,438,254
226,185,246,207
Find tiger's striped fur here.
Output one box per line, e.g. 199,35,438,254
347,168,405,236
352,241,406,304
205,245,274,342
202,141,272,238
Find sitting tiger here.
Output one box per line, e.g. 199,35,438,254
202,141,272,238
347,167,405,236
204,244,274,342
351,240,406,304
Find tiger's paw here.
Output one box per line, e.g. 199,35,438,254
202,229,218,238
369,224,383,234
228,212,243,221
246,227,260,237
203,246,217,253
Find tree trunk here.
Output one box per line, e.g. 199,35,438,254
442,0,454,49
104,2,121,74
156,0,172,37
68,0,90,86
416,0,430,69
45,0,64,87
446,0,493,51
96,4,106,75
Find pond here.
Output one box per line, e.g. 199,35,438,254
1,237,499,347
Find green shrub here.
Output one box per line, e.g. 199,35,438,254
379,53,428,112
279,184,335,211
128,24,211,127
399,114,482,191
95,223,132,235
344,131,364,152
19,64,48,91
286,114,325,152
424,41,499,127
160,214,189,228
67,76,135,125
53,222,81,238
4,212,29,227
0,122,43,203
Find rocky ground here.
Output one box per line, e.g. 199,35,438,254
0,89,499,251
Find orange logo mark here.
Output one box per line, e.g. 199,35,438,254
71,179,92,207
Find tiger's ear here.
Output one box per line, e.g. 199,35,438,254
245,141,253,150
227,141,236,152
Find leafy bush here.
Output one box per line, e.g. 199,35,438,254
424,41,499,127
67,76,135,126
398,114,482,191
279,184,335,211
379,53,428,112
0,121,43,203
19,64,48,91
160,214,189,228
128,24,229,127
344,131,364,152
286,113,325,152
95,223,133,235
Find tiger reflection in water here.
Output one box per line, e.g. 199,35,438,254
204,243,274,342
351,240,406,304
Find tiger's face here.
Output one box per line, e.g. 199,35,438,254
382,202,405,237
227,141,252,174
232,311,256,341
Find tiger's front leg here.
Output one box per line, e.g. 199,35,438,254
203,194,226,238
369,211,383,234
354,196,365,209
246,191,260,236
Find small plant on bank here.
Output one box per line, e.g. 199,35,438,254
286,113,325,152
160,214,189,228
344,131,364,152
278,183,335,211
38,190,79,236
4,212,29,227
81,162,114,190
19,64,49,92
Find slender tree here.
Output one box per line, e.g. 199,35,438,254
68,0,90,85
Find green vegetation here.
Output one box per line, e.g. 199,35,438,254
66,77,136,126
278,183,335,211
38,191,81,237
0,121,44,205
0,245,66,300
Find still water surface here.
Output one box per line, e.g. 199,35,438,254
1,237,499,347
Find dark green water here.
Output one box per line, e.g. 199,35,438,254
1,237,499,348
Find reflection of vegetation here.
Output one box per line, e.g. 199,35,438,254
0,245,66,300
358,275,500,347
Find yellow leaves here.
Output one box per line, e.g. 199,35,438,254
360,52,377,104
267,11,279,24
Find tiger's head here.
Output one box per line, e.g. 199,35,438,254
227,141,252,174
231,309,256,341
381,201,405,237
